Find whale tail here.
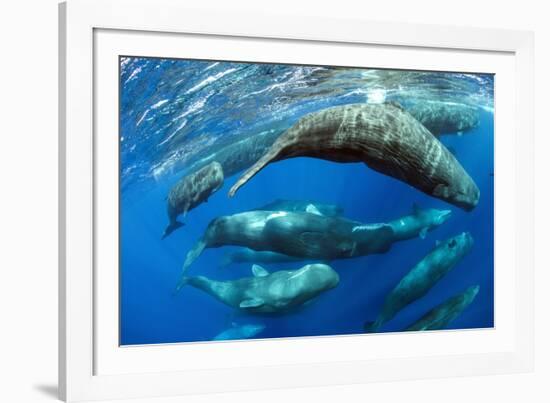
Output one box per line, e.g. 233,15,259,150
174,239,207,294
162,220,184,240
173,276,190,295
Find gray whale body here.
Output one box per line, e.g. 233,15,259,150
163,161,224,239
229,103,480,211
178,210,395,278
220,204,451,268
405,284,480,331
177,263,339,313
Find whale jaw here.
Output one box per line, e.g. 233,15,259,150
433,182,480,212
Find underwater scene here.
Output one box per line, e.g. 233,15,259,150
119,57,494,345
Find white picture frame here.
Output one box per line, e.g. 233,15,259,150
59,0,534,401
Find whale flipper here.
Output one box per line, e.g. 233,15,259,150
240,298,265,309
252,264,269,277
305,204,322,215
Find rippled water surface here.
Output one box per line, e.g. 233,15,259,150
120,57,494,345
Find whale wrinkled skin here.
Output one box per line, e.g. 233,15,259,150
176,263,339,314
229,103,480,211
405,285,480,331
162,161,224,239
365,232,474,333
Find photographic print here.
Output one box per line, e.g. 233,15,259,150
119,57,494,345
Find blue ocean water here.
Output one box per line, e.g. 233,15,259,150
119,57,494,345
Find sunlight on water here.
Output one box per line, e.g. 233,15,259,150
366,88,387,104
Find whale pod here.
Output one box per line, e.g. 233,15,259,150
364,232,474,333
229,103,480,211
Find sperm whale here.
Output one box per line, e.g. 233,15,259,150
229,103,480,211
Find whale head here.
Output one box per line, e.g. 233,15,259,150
440,232,474,262
417,207,452,228
299,263,340,290
433,177,480,212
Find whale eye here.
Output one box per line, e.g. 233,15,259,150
448,239,457,248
